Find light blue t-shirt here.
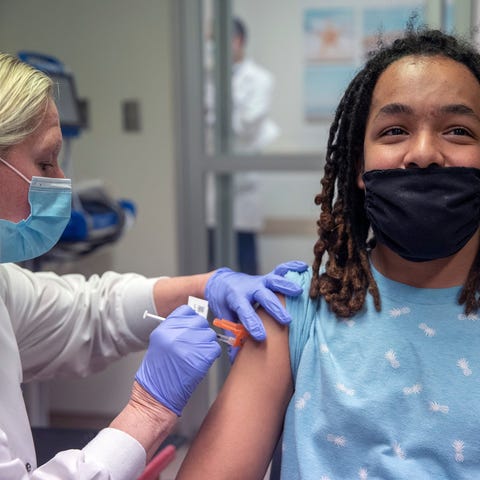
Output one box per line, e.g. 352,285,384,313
282,267,480,479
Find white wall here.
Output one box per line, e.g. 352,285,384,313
0,0,177,278
0,0,178,417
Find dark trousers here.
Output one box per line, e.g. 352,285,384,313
208,229,258,275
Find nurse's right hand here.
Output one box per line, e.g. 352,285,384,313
135,305,221,416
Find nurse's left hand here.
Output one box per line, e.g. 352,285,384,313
205,260,308,341
135,305,221,416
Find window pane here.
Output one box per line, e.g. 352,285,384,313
204,0,427,155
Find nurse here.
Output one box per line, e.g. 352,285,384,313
0,52,305,479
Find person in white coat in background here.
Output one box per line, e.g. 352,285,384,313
206,17,279,274
0,52,307,479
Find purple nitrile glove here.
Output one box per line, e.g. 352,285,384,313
205,260,308,342
135,305,221,416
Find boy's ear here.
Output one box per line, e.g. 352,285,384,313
356,158,365,190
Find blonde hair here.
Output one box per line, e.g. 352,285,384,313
0,53,53,151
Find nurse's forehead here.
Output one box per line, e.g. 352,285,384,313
11,107,63,155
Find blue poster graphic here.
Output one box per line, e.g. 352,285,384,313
304,3,425,122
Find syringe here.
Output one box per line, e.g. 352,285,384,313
143,310,238,346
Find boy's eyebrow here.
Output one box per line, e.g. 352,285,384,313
374,102,480,121
376,103,413,117
439,103,480,119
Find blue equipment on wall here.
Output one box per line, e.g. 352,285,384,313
18,51,83,139
18,51,136,260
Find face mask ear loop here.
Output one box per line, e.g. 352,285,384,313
0,157,31,184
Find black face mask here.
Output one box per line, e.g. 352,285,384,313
363,167,480,262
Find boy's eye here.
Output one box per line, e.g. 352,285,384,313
383,127,406,136
449,127,471,136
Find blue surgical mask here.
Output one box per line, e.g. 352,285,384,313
0,157,72,263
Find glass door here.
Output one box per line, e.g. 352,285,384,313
171,0,473,435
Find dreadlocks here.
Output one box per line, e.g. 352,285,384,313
309,25,480,317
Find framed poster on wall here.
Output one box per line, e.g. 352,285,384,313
304,1,426,122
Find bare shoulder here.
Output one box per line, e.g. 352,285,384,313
177,296,292,480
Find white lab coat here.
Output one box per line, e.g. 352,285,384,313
206,58,279,231
0,263,161,479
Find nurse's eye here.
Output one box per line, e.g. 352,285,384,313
38,162,54,173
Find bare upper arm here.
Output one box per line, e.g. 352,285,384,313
177,296,293,480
